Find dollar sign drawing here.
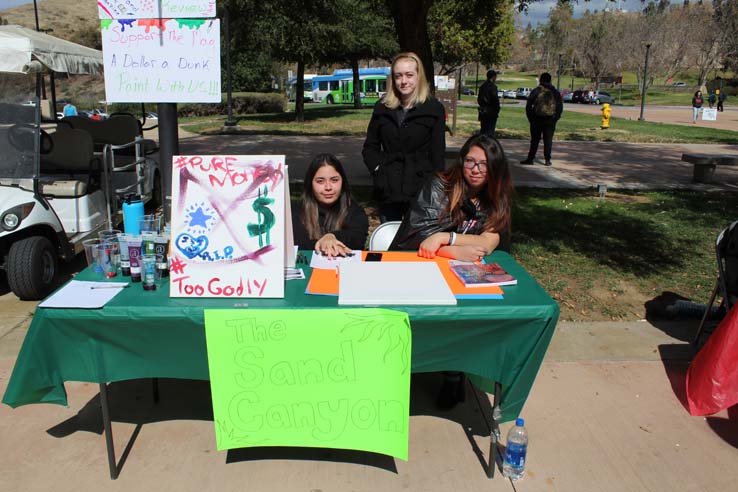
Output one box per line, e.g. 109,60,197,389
247,186,275,248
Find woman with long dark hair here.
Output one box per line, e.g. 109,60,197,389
292,153,368,256
362,52,446,222
390,133,513,259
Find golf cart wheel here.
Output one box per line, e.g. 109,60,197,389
7,236,58,300
326,95,334,104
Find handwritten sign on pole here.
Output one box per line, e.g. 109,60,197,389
101,19,221,103
204,308,412,460
170,155,286,298
97,0,217,19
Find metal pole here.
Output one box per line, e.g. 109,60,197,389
224,3,236,127
33,0,40,31
557,54,562,91
475,63,479,95
157,103,178,223
638,44,651,122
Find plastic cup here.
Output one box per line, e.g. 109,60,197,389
95,244,118,278
139,215,160,234
99,229,121,269
141,254,161,291
82,238,104,273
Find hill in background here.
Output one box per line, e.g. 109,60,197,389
0,0,104,108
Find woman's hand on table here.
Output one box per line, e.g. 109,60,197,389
418,232,449,258
315,233,352,257
450,244,490,262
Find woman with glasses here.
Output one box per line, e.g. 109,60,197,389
362,52,446,222
389,133,513,260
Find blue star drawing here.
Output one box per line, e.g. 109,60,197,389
185,202,215,234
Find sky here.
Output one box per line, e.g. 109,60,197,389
519,0,646,26
0,0,37,9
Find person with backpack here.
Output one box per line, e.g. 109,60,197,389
520,72,563,167
717,89,727,112
477,69,501,137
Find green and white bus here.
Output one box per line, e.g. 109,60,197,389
287,74,317,102
312,67,390,105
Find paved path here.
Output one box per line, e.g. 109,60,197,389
176,133,738,191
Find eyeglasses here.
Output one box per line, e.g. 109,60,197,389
462,157,488,173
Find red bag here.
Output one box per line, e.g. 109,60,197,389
686,303,738,416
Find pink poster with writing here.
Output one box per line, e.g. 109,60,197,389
169,155,286,298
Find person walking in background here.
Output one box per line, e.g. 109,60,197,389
520,73,563,167
691,90,704,123
362,52,446,222
708,91,716,109
477,69,501,137
62,101,77,117
717,89,726,112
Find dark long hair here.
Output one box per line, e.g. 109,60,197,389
301,153,353,240
439,134,513,234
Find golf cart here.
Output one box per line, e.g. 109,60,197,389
0,26,160,300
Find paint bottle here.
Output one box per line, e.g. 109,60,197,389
122,194,144,235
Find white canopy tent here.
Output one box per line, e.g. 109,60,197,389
0,25,103,75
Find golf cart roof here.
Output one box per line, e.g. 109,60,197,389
0,25,103,75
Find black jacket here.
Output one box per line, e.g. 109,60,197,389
389,175,510,252
362,98,446,204
525,82,563,123
477,80,500,119
291,199,369,250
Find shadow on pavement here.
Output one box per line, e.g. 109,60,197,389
43,373,498,476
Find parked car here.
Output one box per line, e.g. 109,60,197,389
516,87,533,99
585,91,615,105
497,90,504,99
672,82,687,87
563,92,574,103
571,90,585,103
462,88,475,96
503,89,517,99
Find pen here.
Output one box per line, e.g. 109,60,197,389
90,284,129,289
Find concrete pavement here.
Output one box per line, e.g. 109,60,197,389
1,132,738,491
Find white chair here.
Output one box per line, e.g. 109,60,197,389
368,221,402,251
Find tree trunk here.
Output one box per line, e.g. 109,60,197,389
351,56,362,109
296,59,305,123
389,0,436,91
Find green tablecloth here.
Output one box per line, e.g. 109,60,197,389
2,251,558,422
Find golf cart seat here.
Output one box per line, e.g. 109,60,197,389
60,113,158,155
40,127,100,196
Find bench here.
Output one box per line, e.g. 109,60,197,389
682,153,738,184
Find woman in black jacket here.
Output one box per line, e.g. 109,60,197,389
390,133,513,259
292,154,368,256
362,52,446,222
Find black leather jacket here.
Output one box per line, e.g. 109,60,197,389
389,175,510,252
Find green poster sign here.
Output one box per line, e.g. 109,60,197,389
204,308,412,460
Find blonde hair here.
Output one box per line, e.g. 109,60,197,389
383,52,431,110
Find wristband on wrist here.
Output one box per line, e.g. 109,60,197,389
449,231,456,246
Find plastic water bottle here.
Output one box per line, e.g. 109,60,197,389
503,418,528,481
122,194,144,235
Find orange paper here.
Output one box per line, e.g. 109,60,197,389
305,251,503,296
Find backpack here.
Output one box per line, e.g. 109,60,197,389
534,85,556,117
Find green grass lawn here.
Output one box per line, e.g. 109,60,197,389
182,104,738,145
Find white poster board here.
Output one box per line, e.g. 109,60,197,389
97,0,217,19
170,155,286,298
702,108,718,121
101,19,221,103
434,75,449,91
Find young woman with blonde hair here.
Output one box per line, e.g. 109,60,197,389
362,52,446,221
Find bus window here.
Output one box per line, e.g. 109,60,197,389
365,79,377,93
378,80,387,93
330,81,339,90
319,81,328,91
